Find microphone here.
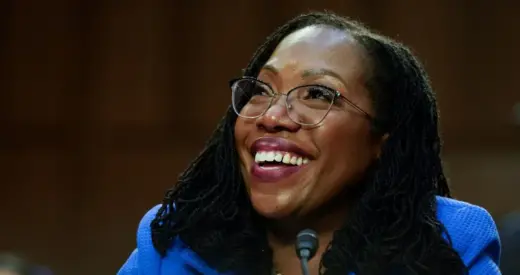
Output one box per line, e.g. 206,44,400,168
295,229,319,275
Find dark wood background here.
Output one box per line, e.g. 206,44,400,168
1,1,519,274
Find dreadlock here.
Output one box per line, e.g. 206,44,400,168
151,11,468,275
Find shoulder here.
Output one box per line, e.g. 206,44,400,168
120,204,164,274
435,196,501,266
118,204,219,275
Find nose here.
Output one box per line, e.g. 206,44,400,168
255,96,301,133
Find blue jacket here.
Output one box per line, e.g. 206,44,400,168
118,197,501,274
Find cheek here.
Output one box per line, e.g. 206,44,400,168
234,118,253,164
234,118,247,145
315,117,373,178
318,117,370,153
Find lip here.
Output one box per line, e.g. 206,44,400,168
251,163,304,183
250,136,313,159
248,136,313,183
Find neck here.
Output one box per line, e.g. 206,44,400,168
266,201,350,275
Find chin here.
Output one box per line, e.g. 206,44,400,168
249,194,295,220
254,208,293,220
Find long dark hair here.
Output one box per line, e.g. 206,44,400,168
150,11,467,275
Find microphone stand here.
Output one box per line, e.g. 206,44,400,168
295,229,318,275
298,248,311,275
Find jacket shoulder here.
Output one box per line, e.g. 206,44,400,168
118,204,219,275
436,196,501,267
136,204,163,257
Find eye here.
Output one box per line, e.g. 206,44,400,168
251,82,271,96
302,86,335,102
236,79,272,97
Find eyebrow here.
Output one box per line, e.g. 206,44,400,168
301,68,344,81
261,64,345,83
261,64,279,75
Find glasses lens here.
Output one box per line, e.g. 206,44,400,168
286,86,335,125
232,78,272,118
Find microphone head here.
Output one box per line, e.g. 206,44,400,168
295,229,319,260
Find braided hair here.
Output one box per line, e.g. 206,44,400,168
151,11,467,275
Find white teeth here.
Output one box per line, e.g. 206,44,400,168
290,156,297,165
265,151,275,162
274,152,283,162
254,151,309,166
255,151,265,162
282,153,291,164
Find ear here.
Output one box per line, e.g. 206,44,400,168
372,133,389,159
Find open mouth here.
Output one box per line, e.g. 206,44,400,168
248,137,313,183
250,150,310,183
254,151,309,166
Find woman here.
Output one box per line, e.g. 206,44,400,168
118,12,500,275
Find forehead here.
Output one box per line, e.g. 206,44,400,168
263,25,367,80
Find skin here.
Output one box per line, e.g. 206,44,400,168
234,25,386,274
0,270,19,275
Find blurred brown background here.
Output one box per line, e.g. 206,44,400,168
1,1,519,274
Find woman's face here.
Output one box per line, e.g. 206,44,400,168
234,25,385,219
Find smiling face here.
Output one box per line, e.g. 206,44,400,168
234,25,385,220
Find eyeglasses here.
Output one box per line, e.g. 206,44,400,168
230,77,372,126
